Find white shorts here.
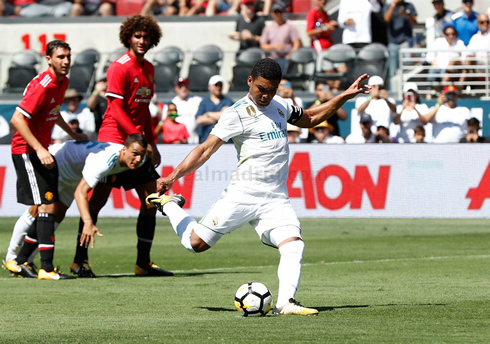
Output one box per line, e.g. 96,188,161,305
57,178,77,208
197,189,301,248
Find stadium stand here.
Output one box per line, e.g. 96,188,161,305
283,47,317,91
153,46,185,93
230,48,266,91
186,44,223,92
4,49,41,94
115,0,145,16
69,48,100,95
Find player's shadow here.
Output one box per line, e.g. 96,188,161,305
318,303,446,312
198,307,236,312
96,271,246,278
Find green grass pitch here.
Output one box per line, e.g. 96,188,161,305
1,217,490,343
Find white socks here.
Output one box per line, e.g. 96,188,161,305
5,209,34,261
163,202,196,253
275,240,305,309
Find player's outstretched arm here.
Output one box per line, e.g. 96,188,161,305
74,178,103,248
296,74,370,128
157,134,225,194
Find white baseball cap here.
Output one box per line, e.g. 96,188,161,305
208,75,224,86
403,82,418,93
368,75,384,86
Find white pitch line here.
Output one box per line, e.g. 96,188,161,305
1,255,489,281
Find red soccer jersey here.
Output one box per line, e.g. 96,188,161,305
98,51,155,144
11,70,69,154
306,7,333,51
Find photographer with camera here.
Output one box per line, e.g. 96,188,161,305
393,82,430,143
420,85,470,143
460,117,487,143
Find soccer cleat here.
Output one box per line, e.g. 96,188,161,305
135,262,174,277
8,261,38,278
272,298,319,316
2,259,21,274
70,260,96,278
38,267,76,280
145,193,185,216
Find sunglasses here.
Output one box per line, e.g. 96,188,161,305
445,32,456,36
479,20,490,24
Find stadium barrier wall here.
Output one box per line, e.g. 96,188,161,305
0,144,489,218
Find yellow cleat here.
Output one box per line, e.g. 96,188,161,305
38,267,76,280
145,193,185,215
273,298,319,316
2,259,21,274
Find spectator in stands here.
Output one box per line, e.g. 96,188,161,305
182,0,205,16
86,76,107,134
0,0,23,16
425,25,465,87
149,94,164,143
52,89,96,143
71,0,114,16
278,79,303,107
345,113,376,143
337,0,381,49
355,75,396,132
383,0,418,81
260,1,302,72
0,115,11,139
305,0,337,52
141,0,181,16
413,125,425,143
451,0,479,46
371,0,388,45
420,85,470,143
374,120,396,142
229,0,265,53
393,82,430,143
308,82,347,136
310,120,344,144
205,0,240,16
460,117,487,143
154,103,189,144
432,0,452,38
286,123,301,143
461,13,490,84
19,0,72,17
195,75,233,143
171,78,202,144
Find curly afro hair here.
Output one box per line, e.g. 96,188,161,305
119,15,162,50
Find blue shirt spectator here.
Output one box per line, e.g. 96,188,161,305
383,0,417,44
451,0,479,46
195,75,234,143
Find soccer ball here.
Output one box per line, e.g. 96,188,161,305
234,282,273,317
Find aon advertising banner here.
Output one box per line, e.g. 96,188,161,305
0,144,489,218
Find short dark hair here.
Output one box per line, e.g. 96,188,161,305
414,125,425,135
124,133,148,149
443,25,457,37
250,58,282,81
46,40,71,57
119,15,162,50
467,117,480,128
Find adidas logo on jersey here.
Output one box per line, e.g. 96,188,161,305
50,98,56,103
134,77,139,83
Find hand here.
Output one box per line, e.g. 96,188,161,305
379,89,389,100
437,94,446,105
343,74,370,100
37,148,55,169
326,20,338,31
240,29,253,40
466,133,479,143
344,18,354,26
370,87,380,99
156,177,174,195
94,80,107,94
80,222,103,248
274,43,285,50
229,31,240,40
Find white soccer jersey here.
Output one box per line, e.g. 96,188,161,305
49,141,129,206
210,94,302,198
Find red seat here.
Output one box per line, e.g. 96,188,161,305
291,0,312,13
115,0,145,16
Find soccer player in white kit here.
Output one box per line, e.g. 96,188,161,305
148,59,370,315
3,134,147,279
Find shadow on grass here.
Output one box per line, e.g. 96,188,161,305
198,307,236,312
318,303,446,312
96,271,247,278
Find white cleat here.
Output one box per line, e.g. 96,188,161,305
273,298,319,316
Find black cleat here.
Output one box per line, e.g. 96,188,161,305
135,262,174,277
70,260,96,278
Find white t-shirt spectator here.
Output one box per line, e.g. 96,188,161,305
52,107,96,141
345,132,375,143
355,96,396,132
426,37,465,70
338,0,381,44
395,103,430,143
171,95,202,144
432,104,470,143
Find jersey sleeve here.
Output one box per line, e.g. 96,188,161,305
82,150,119,188
105,63,127,100
286,103,304,124
17,81,47,118
210,107,244,142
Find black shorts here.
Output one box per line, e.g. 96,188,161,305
101,160,160,191
12,153,59,206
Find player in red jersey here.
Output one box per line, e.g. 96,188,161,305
70,15,172,277
10,40,88,280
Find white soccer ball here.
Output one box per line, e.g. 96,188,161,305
234,282,273,317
